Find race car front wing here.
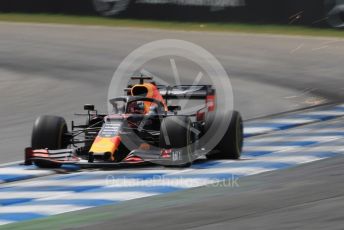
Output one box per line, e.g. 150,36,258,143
25,147,190,168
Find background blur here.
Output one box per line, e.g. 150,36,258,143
0,0,344,28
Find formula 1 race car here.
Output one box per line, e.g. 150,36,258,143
25,76,243,168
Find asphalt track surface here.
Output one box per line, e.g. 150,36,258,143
0,22,344,229
1,22,344,163
67,155,344,230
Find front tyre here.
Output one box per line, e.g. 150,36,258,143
207,111,243,160
31,115,68,168
160,116,192,167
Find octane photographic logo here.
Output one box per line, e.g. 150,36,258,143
107,39,234,165
105,174,240,188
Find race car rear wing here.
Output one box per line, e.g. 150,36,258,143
157,85,215,99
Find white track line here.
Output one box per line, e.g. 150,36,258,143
0,161,23,168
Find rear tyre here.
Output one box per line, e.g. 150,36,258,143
207,111,243,160
160,116,192,167
31,115,68,168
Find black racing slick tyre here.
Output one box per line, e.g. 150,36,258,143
207,111,243,160
159,116,192,167
31,115,68,168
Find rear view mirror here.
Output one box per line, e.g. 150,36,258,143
84,104,95,111
168,105,181,111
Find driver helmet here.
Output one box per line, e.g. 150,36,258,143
129,101,145,114
148,105,158,115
